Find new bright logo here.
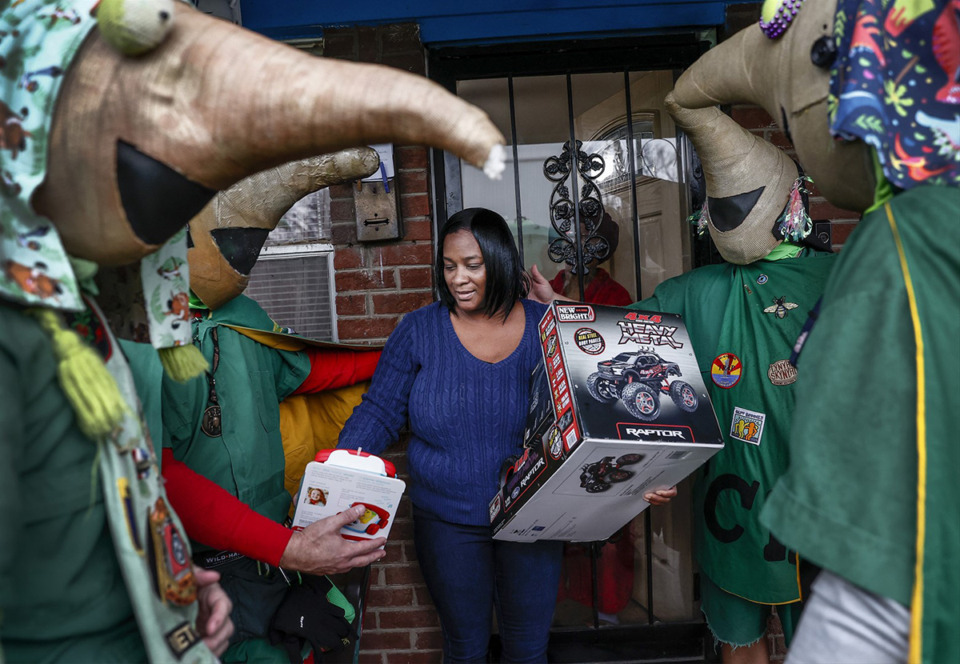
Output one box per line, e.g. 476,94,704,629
556,305,595,322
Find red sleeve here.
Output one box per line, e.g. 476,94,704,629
589,273,634,306
549,271,566,293
161,448,292,566
293,347,382,395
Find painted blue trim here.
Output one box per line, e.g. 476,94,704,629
240,0,734,43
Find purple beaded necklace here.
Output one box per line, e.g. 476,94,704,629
759,0,807,39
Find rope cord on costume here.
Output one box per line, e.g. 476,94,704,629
201,327,222,437
885,203,926,664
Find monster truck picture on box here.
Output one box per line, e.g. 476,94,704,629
588,350,699,422
553,304,719,444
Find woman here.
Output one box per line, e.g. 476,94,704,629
337,208,562,662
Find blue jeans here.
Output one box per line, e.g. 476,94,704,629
413,507,563,663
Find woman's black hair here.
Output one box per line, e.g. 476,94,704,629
435,207,529,319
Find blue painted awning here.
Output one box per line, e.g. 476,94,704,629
239,0,736,44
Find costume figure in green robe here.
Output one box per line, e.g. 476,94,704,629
1,3,226,661
633,245,835,651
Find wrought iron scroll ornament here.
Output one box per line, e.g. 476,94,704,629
544,141,609,275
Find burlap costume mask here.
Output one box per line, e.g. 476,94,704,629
665,96,802,264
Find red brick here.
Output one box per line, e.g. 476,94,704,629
337,293,367,316
830,221,859,247
384,651,443,664
809,199,861,223
336,269,397,292
373,243,433,267
384,564,426,586
357,652,383,664
335,247,363,269
400,194,431,219
388,458,409,477
357,630,415,650
395,146,429,170
367,585,416,607
329,183,354,199
413,584,440,607
397,169,428,195
731,104,776,130
330,197,357,221
413,629,444,650
394,497,413,517
338,316,400,341
372,291,433,315
398,266,433,289
332,222,358,245
378,607,440,630
362,609,378,631
386,519,415,539
400,219,431,242
380,541,406,564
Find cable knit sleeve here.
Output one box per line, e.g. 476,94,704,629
336,307,423,455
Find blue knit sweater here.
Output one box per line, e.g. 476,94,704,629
338,299,547,525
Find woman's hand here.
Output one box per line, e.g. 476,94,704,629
526,264,573,304
643,486,678,506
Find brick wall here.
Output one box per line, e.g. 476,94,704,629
323,24,446,664
324,23,437,348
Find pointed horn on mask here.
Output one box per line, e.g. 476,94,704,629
665,92,798,264
36,2,505,266
671,27,776,117
189,148,380,310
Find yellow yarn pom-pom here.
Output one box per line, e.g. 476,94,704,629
158,343,209,383
98,0,175,56
30,309,128,440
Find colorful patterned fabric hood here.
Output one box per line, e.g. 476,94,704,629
830,0,960,190
0,0,190,349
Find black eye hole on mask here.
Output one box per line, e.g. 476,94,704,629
810,35,838,69
116,140,216,246
210,227,271,276
707,186,766,232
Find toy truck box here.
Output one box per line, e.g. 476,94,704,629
489,302,723,542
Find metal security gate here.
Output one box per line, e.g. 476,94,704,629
430,34,715,662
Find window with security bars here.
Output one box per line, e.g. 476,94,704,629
245,190,337,341
264,190,332,246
